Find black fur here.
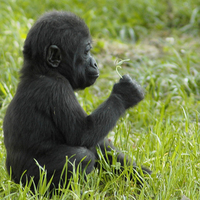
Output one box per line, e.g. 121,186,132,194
3,11,151,190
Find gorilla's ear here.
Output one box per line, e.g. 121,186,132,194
47,45,62,68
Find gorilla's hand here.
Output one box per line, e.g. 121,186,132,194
112,74,144,109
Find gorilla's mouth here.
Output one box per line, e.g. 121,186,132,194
86,74,99,87
88,73,99,78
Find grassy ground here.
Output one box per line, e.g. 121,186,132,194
0,0,200,199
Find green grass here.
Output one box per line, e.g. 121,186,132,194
0,0,200,199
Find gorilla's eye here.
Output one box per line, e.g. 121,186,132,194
85,44,91,55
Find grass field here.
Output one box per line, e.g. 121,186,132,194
0,0,200,199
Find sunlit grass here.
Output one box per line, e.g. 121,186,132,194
0,0,200,199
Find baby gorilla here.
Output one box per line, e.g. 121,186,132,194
3,11,151,190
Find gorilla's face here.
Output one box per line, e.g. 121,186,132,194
73,39,99,89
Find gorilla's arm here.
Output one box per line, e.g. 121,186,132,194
51,75,143,148
50,78,125,148
82,94,126,147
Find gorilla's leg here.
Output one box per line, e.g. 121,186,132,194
21,145,96,190
94,138,151,177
